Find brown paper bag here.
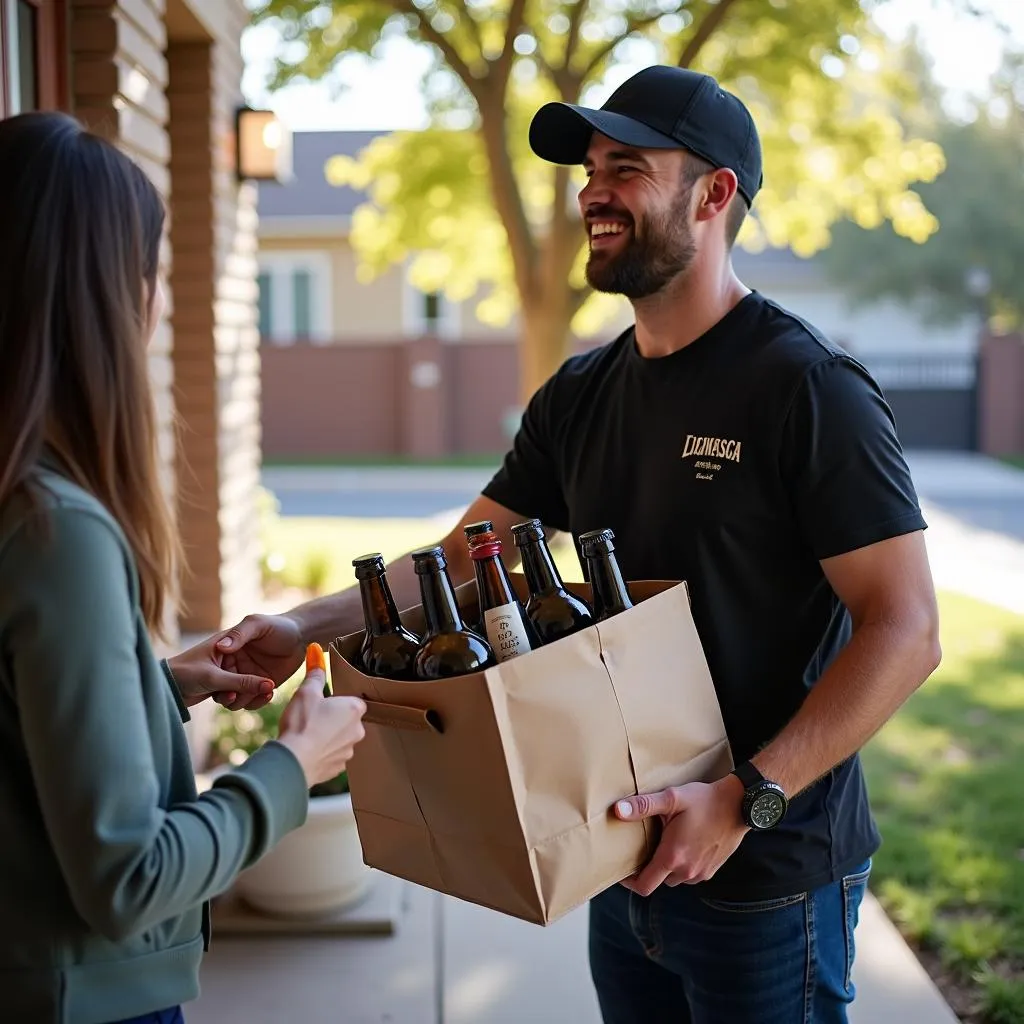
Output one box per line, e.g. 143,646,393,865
329,574,732,926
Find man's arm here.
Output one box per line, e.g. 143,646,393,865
616,529,941,895
210,370,570,696
748,529,941,796
288,494,545,647
205,494,546,697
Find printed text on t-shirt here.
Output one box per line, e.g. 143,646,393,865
681,434,742,480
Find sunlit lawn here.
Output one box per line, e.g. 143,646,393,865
862,590,1024,1023
264,514,1024,1022
261,514,586,597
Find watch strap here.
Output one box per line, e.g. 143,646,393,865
732,760,765,792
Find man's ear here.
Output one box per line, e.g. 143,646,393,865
695,167,739,224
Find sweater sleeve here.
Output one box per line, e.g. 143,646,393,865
1,506,309,942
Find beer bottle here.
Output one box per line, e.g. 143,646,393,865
511,519,594,644
411,545,496,679
579,528,634,622
461,520,494,632
352,553,421,680
468,530,538,663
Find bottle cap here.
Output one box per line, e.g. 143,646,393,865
511,519,544,544
352,553,385,579
468,531,503,560
352,552,384,568
463,520,494,538
411,545,447,573
580,528,616,556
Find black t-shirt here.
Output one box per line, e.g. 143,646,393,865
482,290,926,900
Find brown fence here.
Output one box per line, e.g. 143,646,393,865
261,332,1023,461
260,336,524,460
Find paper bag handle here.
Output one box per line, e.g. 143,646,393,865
361,698,444,735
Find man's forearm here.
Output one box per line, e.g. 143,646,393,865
286,585,369,649
287,539,476,647
751,617,941,798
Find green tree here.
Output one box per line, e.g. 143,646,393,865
252,0,949,400
821,52,1024,332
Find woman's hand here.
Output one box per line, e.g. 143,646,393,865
276,644,367,787
167,634,276,710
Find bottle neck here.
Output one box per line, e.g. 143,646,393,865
418,563,466,634
587,550,632,615
518,536,563,594
359,572,404,637
473,552,518,612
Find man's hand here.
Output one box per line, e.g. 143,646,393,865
614,776,749,897
211,614,306,710
167,633,276,710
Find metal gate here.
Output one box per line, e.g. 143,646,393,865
864,353,978,451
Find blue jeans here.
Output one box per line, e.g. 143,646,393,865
589,860,871,1024
112,1009,183,1024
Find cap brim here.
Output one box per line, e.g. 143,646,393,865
529,103,681,164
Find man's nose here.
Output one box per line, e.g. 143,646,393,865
580,172,613,208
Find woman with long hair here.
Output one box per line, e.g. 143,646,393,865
0,111,367,1024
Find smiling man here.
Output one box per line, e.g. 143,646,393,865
514,65,941,1023
210,65,942,1024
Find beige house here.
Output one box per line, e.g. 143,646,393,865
256,130,516,345
2,0,268,642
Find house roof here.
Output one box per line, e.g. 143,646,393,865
257,130,386,218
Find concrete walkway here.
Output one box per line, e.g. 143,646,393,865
189,884,960,1023
195,451,1024,1022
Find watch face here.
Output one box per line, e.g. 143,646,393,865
749,790,786,829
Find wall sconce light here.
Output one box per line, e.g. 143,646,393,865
235,107,293,183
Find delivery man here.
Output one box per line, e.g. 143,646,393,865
209,66,941,1023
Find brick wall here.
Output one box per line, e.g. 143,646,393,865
70,0,260,639
70,0,180,638
167,2,260,632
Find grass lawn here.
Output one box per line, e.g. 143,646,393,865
862,590,1024,1023
262,515,451,595
262,515,1023,1021
998,456,1024,473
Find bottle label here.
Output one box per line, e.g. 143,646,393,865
483,604,533,663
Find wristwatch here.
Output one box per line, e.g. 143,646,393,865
732,761,788,830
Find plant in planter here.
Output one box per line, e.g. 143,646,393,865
207,673,372,918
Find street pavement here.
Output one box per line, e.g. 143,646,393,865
262,455,1024,602
907,451,1024,614
262,464,495,519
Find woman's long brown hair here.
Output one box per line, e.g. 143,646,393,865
0,112,180,637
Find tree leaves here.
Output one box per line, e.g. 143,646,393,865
821,52,1024,331
250,0,964,391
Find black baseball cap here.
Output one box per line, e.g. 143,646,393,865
529,65,763,207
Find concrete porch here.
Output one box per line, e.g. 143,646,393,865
185,877,959,1023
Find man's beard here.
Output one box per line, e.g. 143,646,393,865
585,181,697,299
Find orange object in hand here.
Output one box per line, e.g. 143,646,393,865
306,642,332,696
305,642,327,674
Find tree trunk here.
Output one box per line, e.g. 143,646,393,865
516,164,583,404
518,282,575,405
